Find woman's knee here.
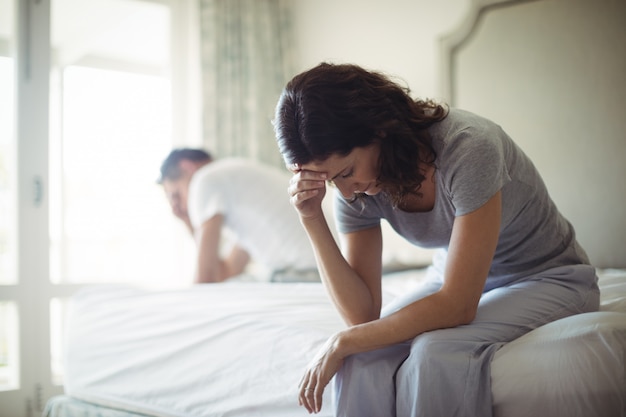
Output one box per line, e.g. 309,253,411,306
338,343,410,384
401,329,471,379
334,343,411,417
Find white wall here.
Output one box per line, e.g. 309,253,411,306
452,0,626,267
291,0,469,100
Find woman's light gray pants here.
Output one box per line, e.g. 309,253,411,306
333,264,600,417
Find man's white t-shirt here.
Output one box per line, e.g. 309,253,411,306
188,158,317,274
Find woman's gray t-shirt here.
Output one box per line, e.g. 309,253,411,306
334,108,589,290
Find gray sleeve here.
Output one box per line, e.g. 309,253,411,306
440,125,512,216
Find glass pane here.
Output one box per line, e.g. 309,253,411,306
49,1,187,288
0,46,16,285
50,66,176,286
0,301,19,391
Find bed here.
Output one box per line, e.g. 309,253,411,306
45,0,626,416
43,268,626,417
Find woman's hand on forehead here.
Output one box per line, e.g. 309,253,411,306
288,162,329,179
287,166,328,220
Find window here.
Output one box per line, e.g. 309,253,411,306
50,65,181,287
48,0,193,289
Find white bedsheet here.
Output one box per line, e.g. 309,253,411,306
64,282,344,417
63,269,626,417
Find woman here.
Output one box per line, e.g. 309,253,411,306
273,62,599,417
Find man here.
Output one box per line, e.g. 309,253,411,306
158,148,319,283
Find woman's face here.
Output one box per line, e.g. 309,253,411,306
302,143,382,199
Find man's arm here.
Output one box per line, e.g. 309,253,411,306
195,214,250,283
223,244,251,278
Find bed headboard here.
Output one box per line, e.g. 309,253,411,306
438,0,626,268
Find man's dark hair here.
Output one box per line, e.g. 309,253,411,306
157,148,212,183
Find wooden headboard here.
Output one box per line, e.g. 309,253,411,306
438,0,626,268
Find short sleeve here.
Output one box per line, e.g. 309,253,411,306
188,170,228,229
441,126,511,216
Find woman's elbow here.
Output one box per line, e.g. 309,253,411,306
439,289,480,327
456,303,478,326
343,308,381,326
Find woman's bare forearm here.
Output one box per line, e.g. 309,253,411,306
302,215,381,325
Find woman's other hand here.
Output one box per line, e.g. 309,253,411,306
298,332,345,414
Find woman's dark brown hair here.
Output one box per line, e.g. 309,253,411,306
273,62,447,206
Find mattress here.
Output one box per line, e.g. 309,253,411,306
49,268,626,417
61,280,344,417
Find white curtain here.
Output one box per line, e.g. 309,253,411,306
198,0,295,168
